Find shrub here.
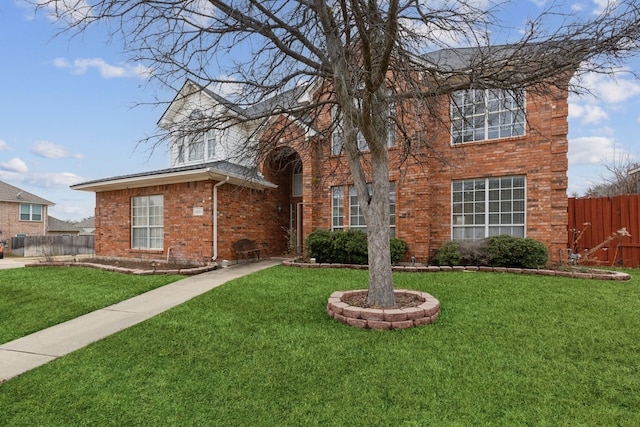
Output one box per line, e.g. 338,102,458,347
431,241,462,266
390,238,409,264
486,235,549,268
458,239,490,266
305,229,409,265
331,230,368,265
304,228,333,263
432,236,548,268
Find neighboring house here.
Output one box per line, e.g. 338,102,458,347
75,216,96,235
47,216,81,236
0,181,54,247
72,46,570,265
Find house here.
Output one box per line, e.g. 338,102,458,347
0,181,54,247
72,46,570,265
75,216,96,235
47,216,81,236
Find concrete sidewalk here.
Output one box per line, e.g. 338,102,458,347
0,259,281,383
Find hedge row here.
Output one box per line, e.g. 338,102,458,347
431,235,549,269
305,229,409,265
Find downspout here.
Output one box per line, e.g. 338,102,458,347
211,175,230,261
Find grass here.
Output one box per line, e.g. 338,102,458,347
0,267,185,344
1,266,639,425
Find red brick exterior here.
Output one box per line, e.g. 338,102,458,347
91,85,569,264
94,181,286,263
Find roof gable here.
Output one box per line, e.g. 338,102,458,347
0,181,54,205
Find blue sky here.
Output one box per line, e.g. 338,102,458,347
1,0,639,221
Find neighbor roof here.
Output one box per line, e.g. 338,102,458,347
0,181,54,205
47,216,80,233
71,160,277,192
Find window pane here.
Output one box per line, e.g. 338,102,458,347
131,195,163,249
453,176,526,241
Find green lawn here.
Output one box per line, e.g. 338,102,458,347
1,266,639,426
0,267,185,344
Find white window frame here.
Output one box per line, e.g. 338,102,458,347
206,130,216,159
331,101,396,155
19,204,42,222
451,176,526,241
187,134,205,162
331,186,344,230
131,195,164,250
451,89,525,144
292,161,303,197
348,182,396,237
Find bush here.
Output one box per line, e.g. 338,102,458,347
305,229,409,265
390,238,410,264
431,241,462,266
304,228,333,263
432,236,548,268
486,235,548,268
331,229,368,265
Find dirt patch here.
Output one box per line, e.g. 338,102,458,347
342,293,425,310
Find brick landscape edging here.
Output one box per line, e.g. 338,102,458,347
25,262,216,276
327,289,440,330
281,261,631,281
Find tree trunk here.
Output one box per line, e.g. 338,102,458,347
363,138,395,307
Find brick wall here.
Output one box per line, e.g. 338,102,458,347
95,181,285,263
281,86,569,264
92,85,569,265
0,202,49,249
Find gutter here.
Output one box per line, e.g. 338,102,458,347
210,173,230,261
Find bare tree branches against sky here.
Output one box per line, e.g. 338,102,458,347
1,0,640,223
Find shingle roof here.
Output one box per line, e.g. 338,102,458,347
75,217,95,228
0,181,54,205
47,216,80,233
71,160,276,191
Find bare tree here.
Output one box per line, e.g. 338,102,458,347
584,150,640,197
33,0,640,307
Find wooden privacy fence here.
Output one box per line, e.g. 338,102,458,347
568,195,640,268
10,235,95,258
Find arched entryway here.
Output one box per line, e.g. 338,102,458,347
262,147,304,256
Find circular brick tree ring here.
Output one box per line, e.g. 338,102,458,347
326,289,440,330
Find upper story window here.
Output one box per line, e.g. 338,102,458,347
188,134,205,162
331,101,397,155
174,130,218,166
451,89,525,144
20,204,42,221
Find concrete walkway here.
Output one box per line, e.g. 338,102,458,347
0,259,281,383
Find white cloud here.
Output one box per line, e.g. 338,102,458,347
0,158,29,173
53,57,153,79
31,140,84,159
35,0,93,24
568,103,609,124
568,135,628,166
575,71,640,104
24,172,85,188
0,139,11,151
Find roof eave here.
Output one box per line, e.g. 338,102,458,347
71,167,277,193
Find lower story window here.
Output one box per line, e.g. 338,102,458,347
331,186,344,230
347,182,396,237
132,195,164,249
452,176,525,240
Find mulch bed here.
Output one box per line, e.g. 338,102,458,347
342,293,425,310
